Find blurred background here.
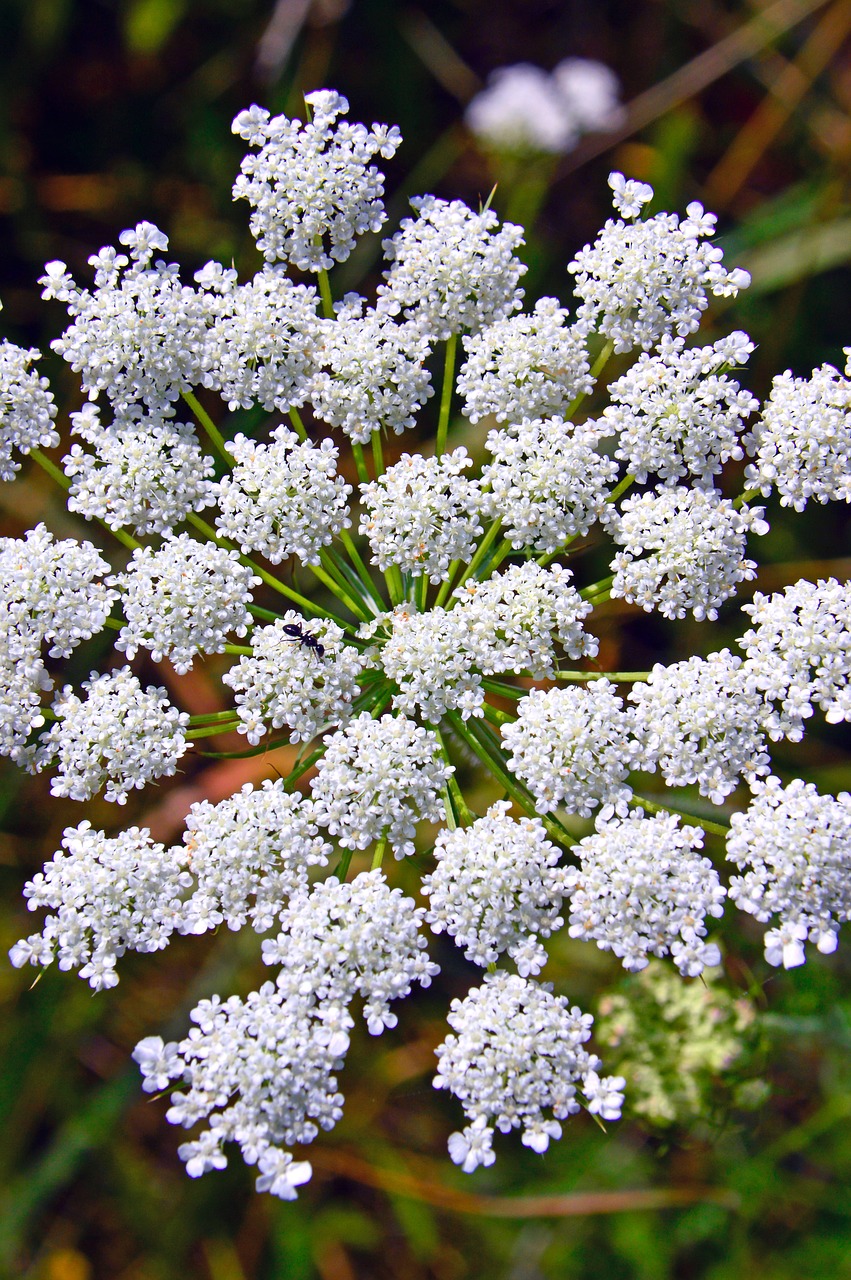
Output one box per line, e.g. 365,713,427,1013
2,1,851,1277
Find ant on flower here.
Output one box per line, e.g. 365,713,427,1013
281,621,325,658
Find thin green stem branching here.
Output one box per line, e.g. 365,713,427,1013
435,332,457,457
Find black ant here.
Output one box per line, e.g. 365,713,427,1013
281,622,325,658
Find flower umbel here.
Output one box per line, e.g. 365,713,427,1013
6,93,851,1202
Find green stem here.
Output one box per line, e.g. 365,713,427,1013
182,390,231,465
436,332,457,458
632,793,731,839
734,486,762,509
434,559,463,609
371,429,386,480
351,441,371,486
31,449,142,553
445,519,503,605
370,836,387,871
188,709,242,725
338,529,385,610
415,571,429,613
550,669,650,683
429,723,475,828
223,643,254,656
317,266,334,320
189,719,242,740
445,710,574,847
335,847,354,880
313,555,372,622
186,512,351,628
562,340,615,421
580,573,615,603
482,701,515,728
608,472,636,506
288,407,308,442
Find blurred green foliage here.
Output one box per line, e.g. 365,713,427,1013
2,1,851,1277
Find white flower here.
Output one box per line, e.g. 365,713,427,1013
311,295,433,442
216,426,351,566
377,196,526,339
738,577,851,739
434,971,616,1167
310,713,451,857
502,681,637,817
423,800,569,973
582,1069,626,1121
482,416,618,552
179,781,331,934
359,448,483,582
744,362,851,509
63,404,218,536
232,92,401,271
568,175,749,352
727,777,851,967
465,59,622,154
261,870,439,1034
566,811,725,976
10,822,189,989
222,614,365,745
41,231,212,415
629,651,770,803
199,267,320,412
33,668,190,804
458,298,593,424
0,337,59,480
608,487,767,621
115,534,259,673
374,563,596,722
603,331,757,484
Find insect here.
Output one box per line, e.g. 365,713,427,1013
281,622,325,658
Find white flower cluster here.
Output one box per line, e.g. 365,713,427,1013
481,416,619,552
465,58,622,154
739,578,851,739
744,360,851,509
374,563,596,721
423,801,568,974
115,534,259,673
10,90,851,1197
10,822,189,990
261,870,439,1033
629,652,770,803
568,174,750,352
603,332,757,484
63,404,218,535
198,267,320,412
0,525,116,762
608,487,767,621
180,781,331,934
434,971,623,1171
359,448,483,581
502,680,638,817
232,91,401,272
378,196,526,339
310,713,451,857
566,811,725,976
216,426,351,565
41,226,211,415
136,871,436,1198
312,295,433,442
457,297,594,423
33,668,190,803
727,777,851,968
0,336,58,479
222,614,365,744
